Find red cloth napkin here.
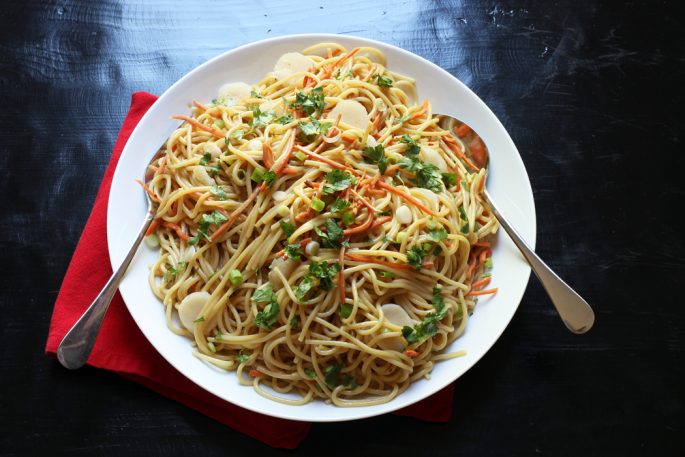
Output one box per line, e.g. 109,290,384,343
45,92,454,449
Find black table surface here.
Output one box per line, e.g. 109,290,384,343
2,1,683,455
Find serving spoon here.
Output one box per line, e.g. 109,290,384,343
436,114,595,334
56,148,164,369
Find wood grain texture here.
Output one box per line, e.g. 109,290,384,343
0,0,683,455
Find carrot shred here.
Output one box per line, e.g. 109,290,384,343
343,215,391,236
410,100,429,120
467,288,498,297
321,47,361,79
145,218,162,237
405,349,420,358
135,179,161,203
470,277,492,290
248,369,264,378
210,188,260,241
456,123,471,138
295,209,313,223
442,134,479,171
162,221,189,241
192,100,209,111
374,180,436,216
262,143,274,169
293,144,358,174
172,115,224,139
274,130,297,174
370,112,383,132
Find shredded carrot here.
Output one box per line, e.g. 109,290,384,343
135,179,161,203
321,47,361,79
473,241,491,248
162,221,189,241
410,100,429,120
274,130,297,174
442,134,479,171
374,180,436,216
405,349,420,358
172,115,224,139
210,188,260,241
192,100,208,111
293,144,358,174
295,209,313,223
145,218,162,237
248,369,264,378
339,246,346,305
370,112,383,132
344,215,391,236
157,156,167,175
470,277,492,290
384,164,400,176
262,143,274,169
348,188,376,213
467,288,498,297
281,166,300,175
456,123,471,138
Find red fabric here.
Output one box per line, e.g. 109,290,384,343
45,92,454,449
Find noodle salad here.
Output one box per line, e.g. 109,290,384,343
142,43,498,407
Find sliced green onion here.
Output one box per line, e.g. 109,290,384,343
251,167,266,183
144,233,159,248
294,151,307,161
228,269,243,286
310,197,325,212
207,341,217,353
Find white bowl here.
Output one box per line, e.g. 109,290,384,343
107,33,535,422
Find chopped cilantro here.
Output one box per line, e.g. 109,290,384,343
250,90,262,99
330,198,351,214
310,197,326,212
398,154,444,193
232,129,245,141
314,219,345,249
199,152,211,166
340,303,352,318
298,118,332,142
308,261,341,291
290,317,299,329
406,246,425,270
254,299,279,329
238,352,250,364
442,172,458,188
250,108,276,128
402,288,449,344
210,185,228,200
324,364,341,388
427,227,448,243
304,368,317,378
395,114,411,124
163,261,187,283
206,165,222,177
189,211,228,245
379,270,395,279
295,276,314,302
251,168,276,186
276,114,294,124
228,269,243,286
341,210,355,226
290,87,326,116
279,220,296,238
252,283,275,303
322,170,355,195
375,74,393,87
362,144,388,175
399,134,420,156
285,243,303,260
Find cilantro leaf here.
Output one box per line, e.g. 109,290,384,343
399,134,420,156
395,114,410,125
251,108,276,128
199,152,211,166
238,352,250,364
254,300,279,329
163,261,186,283
304,368,317,378
427,227,448,243
276,114,294,124
362,144,388,175
290,87,326,116
252,283,275,303
375,74,393,87
188,211,228,245
406,246,425,270
232,129,245,141
210,185,228,200
402,288,449,344
285,243,302,260
330,198,351,214
250,90,262,99
290,317,299,328
341,211,355,226
322,170,355,195
295,276,314,302
314,219,345,249
308,260,341,291
298,118,332,143
340,303,352,318
279,220,296,238
324,364,341,388
398,154,444,193
442,172,458,188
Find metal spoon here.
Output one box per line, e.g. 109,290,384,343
436,114,595,334
56,147,164,369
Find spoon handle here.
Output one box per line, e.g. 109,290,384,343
56,210,155,369
484,191,595,333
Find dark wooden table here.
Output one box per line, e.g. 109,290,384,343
2,1,683,455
